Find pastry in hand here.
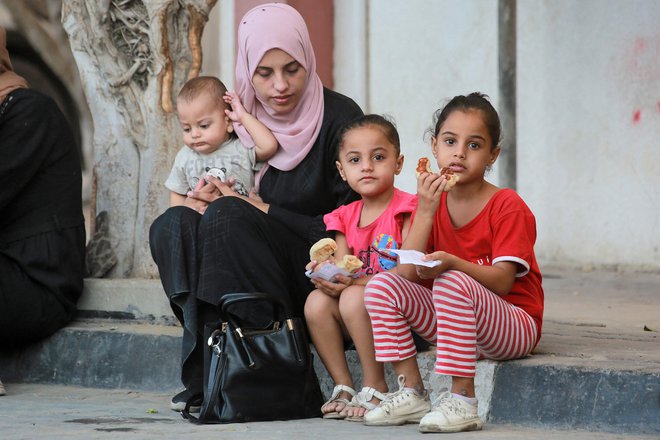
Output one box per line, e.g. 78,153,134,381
309,238,337,263
439,167,460,191
336,255,363,274
415,157,432,177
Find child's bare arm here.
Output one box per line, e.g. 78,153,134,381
397,174,444,280
417,254,517,296
333,233,351,261
224,91,278,161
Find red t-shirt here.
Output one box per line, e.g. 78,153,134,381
427,188,544,335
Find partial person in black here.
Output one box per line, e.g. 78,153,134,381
149,3,363,412
0,27,86,351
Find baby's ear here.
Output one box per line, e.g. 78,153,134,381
226,118,234,133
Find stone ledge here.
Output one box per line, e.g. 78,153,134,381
0,321,495,422
79,278,173,323
490,361,660,435
2,320,658,434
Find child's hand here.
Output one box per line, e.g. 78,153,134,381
311,275,352,298
416,173,445,216
415,251,453,279
223,91,247,123
305,259,334,273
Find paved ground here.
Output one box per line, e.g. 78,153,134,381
1,267,659,439
0,383,657,440
541,267,660,333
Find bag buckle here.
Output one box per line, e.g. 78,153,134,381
208,328,225,354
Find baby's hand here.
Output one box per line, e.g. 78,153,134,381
223,91,247,123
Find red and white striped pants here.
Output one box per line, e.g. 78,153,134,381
364,270,538,377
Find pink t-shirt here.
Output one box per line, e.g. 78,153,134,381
427,188,544,335
324,188,417,275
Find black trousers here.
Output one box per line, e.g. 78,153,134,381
149,197,313,392
0,226,85,348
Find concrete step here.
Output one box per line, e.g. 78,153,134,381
2,269,659,435
0,319,497,421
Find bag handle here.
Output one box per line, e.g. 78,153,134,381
219,292,288,322
219,293,303,368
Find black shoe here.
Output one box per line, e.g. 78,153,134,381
170,389,202,413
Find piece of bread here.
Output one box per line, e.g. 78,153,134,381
309,238,337,263
336,255,363,274
415,157,432,177
439,167,460,191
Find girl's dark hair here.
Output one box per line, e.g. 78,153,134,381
427,92,501,150
338,114,401,156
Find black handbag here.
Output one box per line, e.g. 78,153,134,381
184,292,323,424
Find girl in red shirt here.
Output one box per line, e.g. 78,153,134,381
363,93,544,433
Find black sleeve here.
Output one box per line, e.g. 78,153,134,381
0,91,52,212
268,204,329,242
0,89,83,241
266,90,363,243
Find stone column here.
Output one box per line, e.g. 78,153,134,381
62,0,217,278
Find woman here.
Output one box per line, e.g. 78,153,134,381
0,28,86,348
149,3,363,412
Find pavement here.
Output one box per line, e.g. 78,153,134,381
0,383,658,440
1,266,659,439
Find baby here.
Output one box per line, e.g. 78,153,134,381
165,76,277,206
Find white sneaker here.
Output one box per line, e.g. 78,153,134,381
364,375,431,426
418,389,482,433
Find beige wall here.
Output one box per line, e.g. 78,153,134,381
204,0,660,271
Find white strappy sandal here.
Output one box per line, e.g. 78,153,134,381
322,384,357,419
343,386,388,422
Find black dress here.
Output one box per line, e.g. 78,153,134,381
0,89,86,347
149,88,362,393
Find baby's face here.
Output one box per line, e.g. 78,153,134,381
177,94,232,154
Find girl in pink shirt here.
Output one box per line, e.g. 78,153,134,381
305,115,416,421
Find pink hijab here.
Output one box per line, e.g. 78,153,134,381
233,3,324,188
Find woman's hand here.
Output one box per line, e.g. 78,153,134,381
184,179,219,214
247,188,269,213
192,176,270,214
415,251,455,279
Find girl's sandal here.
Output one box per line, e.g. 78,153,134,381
342,386,388,422
322,384,357,419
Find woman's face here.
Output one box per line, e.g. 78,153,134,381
252,48,307,115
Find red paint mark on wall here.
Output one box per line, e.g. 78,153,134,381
633,38,646,54
657,101,660,113
632,109,641,124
